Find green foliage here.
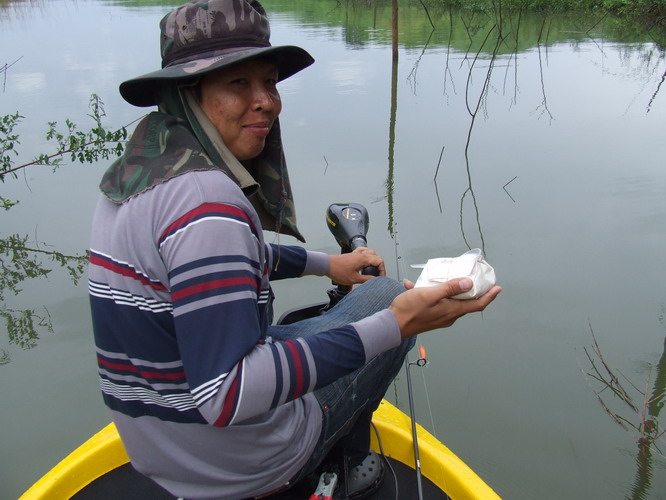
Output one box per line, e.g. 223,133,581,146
0,234,88,301
0,234,52,300
602,0,666,15
0,112,22,179
0,234,87,365
1,94,127,181
258,0,666,53
0,233,87,359
0,198,17,210
0,93,127,363
416,0,666,17
0,307,53,351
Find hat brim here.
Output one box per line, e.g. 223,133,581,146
119,45,314,107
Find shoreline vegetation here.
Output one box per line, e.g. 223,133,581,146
421,0,666,17
1,0,665,20
418,0,666,46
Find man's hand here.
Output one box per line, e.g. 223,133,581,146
327,247,386,285
390,277,502,338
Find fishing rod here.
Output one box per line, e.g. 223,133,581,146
389,213,428,500
327,202,428,500
405,347,428,500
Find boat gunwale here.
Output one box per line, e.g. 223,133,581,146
20,400,501,500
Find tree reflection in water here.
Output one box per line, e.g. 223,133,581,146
0,234,87,364
583,321,665,500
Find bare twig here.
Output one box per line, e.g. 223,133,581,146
647,66,665,114
434,146,445,213
503,175,517,202
1,57,23,93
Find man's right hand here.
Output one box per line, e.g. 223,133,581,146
389,277,502,338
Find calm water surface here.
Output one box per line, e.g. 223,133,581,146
1,1,665,498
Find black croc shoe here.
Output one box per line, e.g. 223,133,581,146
345,450,385,499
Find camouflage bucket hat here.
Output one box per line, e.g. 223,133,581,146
119,0,314,107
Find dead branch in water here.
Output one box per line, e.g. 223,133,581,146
583,321,666,458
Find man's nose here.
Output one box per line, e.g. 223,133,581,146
252,83,275,111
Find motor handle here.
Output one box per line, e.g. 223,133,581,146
349,236,380,277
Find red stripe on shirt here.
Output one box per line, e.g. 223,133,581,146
215,369,241,427
160,203,257,244
89,254,167,292
172,276,260,301
97,356,185,381
285,340,305,399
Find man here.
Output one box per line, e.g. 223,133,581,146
88,1,501,498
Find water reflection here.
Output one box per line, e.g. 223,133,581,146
0,235,86,364
584,321,666,500
385,0,398,238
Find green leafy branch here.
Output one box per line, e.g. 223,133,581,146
0,234,88,301
1,94,128,183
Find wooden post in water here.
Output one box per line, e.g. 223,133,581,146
391,0,398,62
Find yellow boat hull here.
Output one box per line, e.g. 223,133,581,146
20,400,500,500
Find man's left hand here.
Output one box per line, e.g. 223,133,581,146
327,247,385,285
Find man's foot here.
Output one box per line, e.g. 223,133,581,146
344,450,384,499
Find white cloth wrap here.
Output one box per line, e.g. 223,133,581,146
413,249,496,299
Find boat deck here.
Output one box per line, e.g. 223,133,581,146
71,457,450,500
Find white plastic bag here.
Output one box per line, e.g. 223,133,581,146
412,248,496,299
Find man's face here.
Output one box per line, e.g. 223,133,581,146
199,59,282,161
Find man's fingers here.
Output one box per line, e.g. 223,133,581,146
427,277,474,300
353,247,385,277
475,285,502,307
425,280,501,315
458,285,503,313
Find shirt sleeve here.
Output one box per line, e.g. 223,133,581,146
265,243,329,280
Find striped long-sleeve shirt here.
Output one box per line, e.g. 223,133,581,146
88,169,400,499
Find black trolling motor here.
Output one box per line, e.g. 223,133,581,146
323,203,379,311
326,203,371,255
277,202,378,324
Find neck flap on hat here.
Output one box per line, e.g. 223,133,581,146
99,83,305,242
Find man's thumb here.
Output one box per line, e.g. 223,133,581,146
436,277,473,298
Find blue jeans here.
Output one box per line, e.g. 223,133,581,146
268,277,415,480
